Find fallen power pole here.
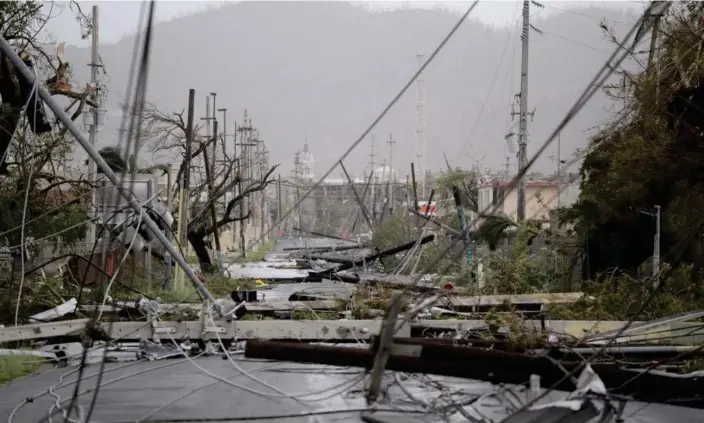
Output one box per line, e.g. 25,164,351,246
244,337,704,409
339,160,373,231
312,234,435,276
291,227,349,242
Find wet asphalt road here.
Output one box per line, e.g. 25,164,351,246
1,238,701,422
1,354,699,423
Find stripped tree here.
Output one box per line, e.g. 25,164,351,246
126,102,278,272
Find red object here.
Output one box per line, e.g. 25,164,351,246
442,282,454,290
416,202,437,216
107,254,114,276
341,230,349,240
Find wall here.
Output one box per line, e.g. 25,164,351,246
477,183,573,224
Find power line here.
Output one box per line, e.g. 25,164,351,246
458,0,522,157
542,3,629,26
538,29,610,53
250,0,482,248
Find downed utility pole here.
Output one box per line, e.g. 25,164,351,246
312,234,435,276
407,207,460,236
339,160,373,231
291,227,349,243
244,337,704,409
367,292,402,403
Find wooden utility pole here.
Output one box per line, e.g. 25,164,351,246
175,89,195,291
647,9,662,77
235,114,256,255
203,120,223,272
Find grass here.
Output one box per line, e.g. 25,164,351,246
0,355,41,384
234,239,276,264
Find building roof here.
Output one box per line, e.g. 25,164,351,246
478,178,578,189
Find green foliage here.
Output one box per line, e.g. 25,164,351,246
234,239,276,263
371,216,416,251
434,169,479,212
549,264,704,321
479,223,567,294
476,214,547,251
563,5,704,278
98,147,169,175
477,214,516,250
372,215,466,276
0,1,42,39
0,355,40,384
98,147,129,173
0,174,87,248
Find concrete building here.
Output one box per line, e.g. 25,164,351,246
476,177,580,226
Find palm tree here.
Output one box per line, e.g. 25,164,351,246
477,213,545,250
98,146,169,175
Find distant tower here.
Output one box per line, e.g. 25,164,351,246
415,53,427,198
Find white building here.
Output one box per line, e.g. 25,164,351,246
296,141,315,182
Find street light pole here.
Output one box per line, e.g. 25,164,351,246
639,205,662,281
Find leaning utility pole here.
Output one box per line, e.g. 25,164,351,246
369,135,378,221
85,5,100,248
517,0,531,222
218,107,227,158
203,120,223,272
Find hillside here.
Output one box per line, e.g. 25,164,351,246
62,1,639,177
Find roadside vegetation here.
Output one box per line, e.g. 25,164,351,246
0,356,41,385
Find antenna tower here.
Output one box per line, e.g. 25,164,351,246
415,53,427,198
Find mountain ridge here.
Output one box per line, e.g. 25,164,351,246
61,1,639,178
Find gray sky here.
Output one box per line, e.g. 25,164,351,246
46,1,642,47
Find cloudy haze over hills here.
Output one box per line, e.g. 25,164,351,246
54,1,644,178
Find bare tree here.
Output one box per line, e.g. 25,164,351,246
132,102,278,271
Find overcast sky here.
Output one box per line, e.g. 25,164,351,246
45,1,642,47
